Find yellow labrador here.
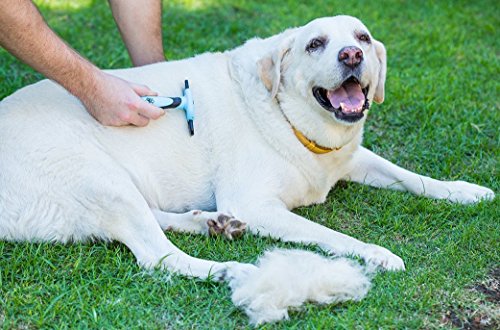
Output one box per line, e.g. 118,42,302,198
0,15,494,324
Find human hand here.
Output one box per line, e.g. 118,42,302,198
81,72,165,127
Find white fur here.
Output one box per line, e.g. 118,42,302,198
0,15,495,324
227,249,371,325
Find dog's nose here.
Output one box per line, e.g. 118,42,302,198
338,46,363,69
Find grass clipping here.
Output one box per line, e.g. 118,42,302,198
227,249,371,325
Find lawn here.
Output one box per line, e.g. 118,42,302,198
0,0,499,329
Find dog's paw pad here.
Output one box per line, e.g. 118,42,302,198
207,214,246,240
362,244,405,271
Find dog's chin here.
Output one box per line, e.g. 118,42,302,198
313,76,370,124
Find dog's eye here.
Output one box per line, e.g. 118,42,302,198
357,33,371,43
306,38,326,52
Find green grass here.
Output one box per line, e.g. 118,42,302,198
1,0,499,329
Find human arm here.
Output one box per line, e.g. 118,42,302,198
109,0,166,66
0,0,164,126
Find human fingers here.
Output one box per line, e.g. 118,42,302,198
130,83,165,120
122,110,150,127
137,100,165,120
131,83,158,97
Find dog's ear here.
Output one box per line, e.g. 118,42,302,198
373,39,387,104
257,37,293,99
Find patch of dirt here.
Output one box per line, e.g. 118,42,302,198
473,268,499,303
441,309,497,330
441,268,500,329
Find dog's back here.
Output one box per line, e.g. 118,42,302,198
0,52,254,242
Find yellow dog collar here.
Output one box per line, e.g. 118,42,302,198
292,128,341,154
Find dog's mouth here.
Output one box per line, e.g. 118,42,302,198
313,76,369,123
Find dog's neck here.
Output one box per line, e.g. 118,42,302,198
271,94,339,154
276,88,366,152
292,127,341,154
273,89,363,155
228,66,330,196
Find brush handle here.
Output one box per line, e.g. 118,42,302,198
141,96,182,109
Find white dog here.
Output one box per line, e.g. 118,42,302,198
0,16,494,324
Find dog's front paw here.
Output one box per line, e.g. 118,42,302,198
444,181,495,204
361,244,405,271
207,214,247,240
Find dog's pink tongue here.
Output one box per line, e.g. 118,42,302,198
327,81,364,112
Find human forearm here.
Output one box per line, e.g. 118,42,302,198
0,0,164,126
0,0,100,99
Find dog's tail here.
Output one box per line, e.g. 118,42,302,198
225,248,372,325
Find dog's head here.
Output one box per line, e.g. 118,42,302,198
258,15,386,128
